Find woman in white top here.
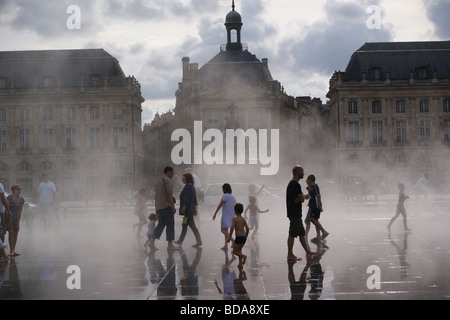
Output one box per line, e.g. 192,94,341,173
213,183,236,250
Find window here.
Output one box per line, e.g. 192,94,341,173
43,161,52,170
66,128,76,150
67,106,76,121
396,121,407,144
20,129,30,151
113,127,124,149
372,101,382,114
0,109,5,122
90,106,100,120
396,100,406,113
113,106,123,120
19,161,30,171
90,128,100,151
419,120,430,142
44,77,55,87
90,75,101,87
420,100,429,113
0,130,6,152
0,78,7,88
444,100,450,112
398,153,407,163
43,107,53,121
349,154,360,164
372,121,383,144
66,160,76,170
19,108,30,122
348,101,358,114
444,120,450,142
416,67,428,79
209,111,218,124
369,67,381,80
43,129,54,149
348,122,359,144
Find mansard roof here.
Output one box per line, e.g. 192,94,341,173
0,49,128,89
194,49,273,86
342,41,450,80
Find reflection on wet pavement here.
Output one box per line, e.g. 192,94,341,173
0,202,449,300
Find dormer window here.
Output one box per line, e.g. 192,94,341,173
0,78,7,89
416,67,428,79
90,74,102,87
369,67,381,80
44,76,55,87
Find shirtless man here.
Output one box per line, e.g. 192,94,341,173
228,203,250,267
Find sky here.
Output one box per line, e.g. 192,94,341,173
1,0,449,125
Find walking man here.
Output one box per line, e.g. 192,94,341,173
286,166,315,261
148,167,179,251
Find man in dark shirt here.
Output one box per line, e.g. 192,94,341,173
286,166,315,261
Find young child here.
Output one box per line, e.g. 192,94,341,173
228,203,250,267
387,183,411,232
144,213,157,249
244,195,269,239
305,175,329,243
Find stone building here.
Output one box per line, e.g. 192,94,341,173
143,3,326,185
327,41,450,194
0,49,144,200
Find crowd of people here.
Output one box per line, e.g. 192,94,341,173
131,165,334,268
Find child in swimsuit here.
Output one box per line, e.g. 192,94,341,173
228,203,250,267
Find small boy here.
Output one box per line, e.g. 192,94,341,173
144,213,157,249
305,174,329,243
228,203,250,267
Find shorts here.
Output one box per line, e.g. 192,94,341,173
289,217,305,238
234,235,247,245
249,216,257,227
305,207,320,225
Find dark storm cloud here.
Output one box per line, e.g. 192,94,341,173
423,0,450,39
1,0,99,38
276,0,394,76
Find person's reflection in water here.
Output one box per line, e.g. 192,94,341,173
214,250,236,300
288,260,308,300
0,258,23,299
156,250,178,299
234,266,250,300
307,242,328,300
288,241,328,300
180,247,203,299
388,232,410,280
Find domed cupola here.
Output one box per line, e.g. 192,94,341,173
225,1,243,51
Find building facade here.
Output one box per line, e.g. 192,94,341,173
0,49,144,200
327,42,450,194
143,4,326,185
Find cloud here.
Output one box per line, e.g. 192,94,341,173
275,0,394,77
423,0,450,39
1,0,101,38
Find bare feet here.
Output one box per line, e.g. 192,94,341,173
287,255,302,261
321,233,330,240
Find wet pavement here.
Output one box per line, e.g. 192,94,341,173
0,199,449,301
